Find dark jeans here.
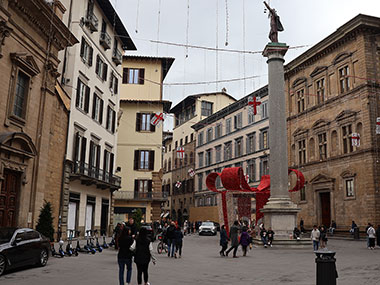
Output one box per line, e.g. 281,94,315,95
136,263,149,284
118,257,132,285
176,242,183,256
167,239,175,256
313,240,319,251
242,245,248,255
226,245,238,257
220,244,227,255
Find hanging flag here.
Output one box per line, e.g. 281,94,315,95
175,181,182,188
377,118,380,135
177,147,185,159
248,95,261,115
188,168,195,177
150,112,164,127
351,133,360,147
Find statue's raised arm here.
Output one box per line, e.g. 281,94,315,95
263,1,284,43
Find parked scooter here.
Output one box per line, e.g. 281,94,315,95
84,230,97,254
66,229,78,256
75,231,89,253
101,230,109,249
94,230,103,252
51,242,64,258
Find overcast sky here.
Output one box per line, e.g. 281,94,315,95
111,0,380,130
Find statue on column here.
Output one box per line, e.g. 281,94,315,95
263,1,284,43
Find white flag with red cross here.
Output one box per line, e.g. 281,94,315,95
188,168,195,177
150,112,164,127
351,133,360,147
247,95,261,116
377,118,380,135
175,181,182,188
177,147,185,159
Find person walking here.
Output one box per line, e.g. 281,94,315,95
260,226,268,248
118,227,134,285
376,225,380,248
239,227,250,256
226,221,240,258
267,228,275,247
311,225,321,251
219,225,229,256
320,226,328,249
367,223,376,250
166,222,176,257
174,225,184,258
131,227,156,285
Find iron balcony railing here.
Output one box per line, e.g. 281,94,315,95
100,31,111,49
72,161,121,188
112,49,122,65
86,12,99,32
113,191,167,201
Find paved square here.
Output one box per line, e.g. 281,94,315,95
1,235,379,284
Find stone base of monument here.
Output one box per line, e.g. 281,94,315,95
253,237,311,249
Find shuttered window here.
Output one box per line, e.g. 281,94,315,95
122,68,145,84
76,79,90,113
134,150,155,171
80,37,93,66
135,113,155,132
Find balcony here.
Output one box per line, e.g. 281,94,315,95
112,49,122,66
100,31,111,50
113,191,167,202
70,161,121,191
85,12,98,32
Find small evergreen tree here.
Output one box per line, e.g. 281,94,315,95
36,200,55,241
132,208,143,230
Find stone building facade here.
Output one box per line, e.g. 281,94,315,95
162,131,173,217
285,14,380,230
0,0,76,232
191,86,269,222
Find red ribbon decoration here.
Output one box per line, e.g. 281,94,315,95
206,167,305,236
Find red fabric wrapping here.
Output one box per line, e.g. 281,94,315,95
237,196,251,219
255,192,270,223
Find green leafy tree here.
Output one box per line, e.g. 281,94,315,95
132,208,143,230
35,200,55,241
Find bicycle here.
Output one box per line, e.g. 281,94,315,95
156,234,168,254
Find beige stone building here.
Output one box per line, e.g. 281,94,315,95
162,131,173,217
191,86,269,222
285,14,380,230
58,0,136,237
0,0,76,232
114,55,174,224
166,92,236,224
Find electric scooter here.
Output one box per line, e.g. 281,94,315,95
66,229,78,256
51,242,64,258
75,231,88,253
84,230,96,254
94,230,103,252
101,230,109,249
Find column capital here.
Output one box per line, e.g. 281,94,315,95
262,42,289,58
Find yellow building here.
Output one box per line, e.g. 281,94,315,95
114,55,174,224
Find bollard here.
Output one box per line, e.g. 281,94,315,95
353,227,360,239
315,251,338,285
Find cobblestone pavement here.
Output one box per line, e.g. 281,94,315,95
1,234,379,285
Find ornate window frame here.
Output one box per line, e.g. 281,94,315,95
341,170,356,200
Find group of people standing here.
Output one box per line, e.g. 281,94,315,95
310,225,329,251
161,221,184,258
116,218,156,285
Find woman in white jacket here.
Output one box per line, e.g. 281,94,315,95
367,224,376,250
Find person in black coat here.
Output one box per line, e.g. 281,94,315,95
226,221,240,258
118,226,134,285
219,225,229,256
166,222,176,257
376,225,380,247
131,227,156,285
126,218,137,238
174,226,184,258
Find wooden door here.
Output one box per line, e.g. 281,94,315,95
320,192,331,227
0,170,20,227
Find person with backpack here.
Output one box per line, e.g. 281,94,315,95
130,227,156,285
118,227,134,285
239,227,250,256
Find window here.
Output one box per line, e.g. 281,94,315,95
198,152,204,168
201,101,213,116
260,157,269,176
89,141,101,177
342,124,353,154
316,78,325,104
234,112,242,129
235,137,243,157
261,102,268,119
13,71,30,119
185,136,188,144
248,111,255,124
224,142,232,160
300,187,306,201
318,133,327,160
180,139,183,146
215,168,222,188
345,178,354,197
246,133,256,154
297,89,305,113
109,72,118,95
75,79,90,113
298,139,306,164
122,68,145,84
106,106,116,133
95,55,108,81
175,141,178,148
198,132,204,146
226,118,232,134
198,173,203,191
190,133,194,142
260,129,269,149
205,149,212,166
136,113,155,132
92,94,103,124
103,150,114,181
169,144,172,152
215,124,222,139
215,145,222,162
73,132,87,165
246,159,256,182
168,158,171,171
135,180,152,198
339,66,350,93
206,128,213,143
134,150,154,170
80,37,93,66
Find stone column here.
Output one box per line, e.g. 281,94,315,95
261,43,300,240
